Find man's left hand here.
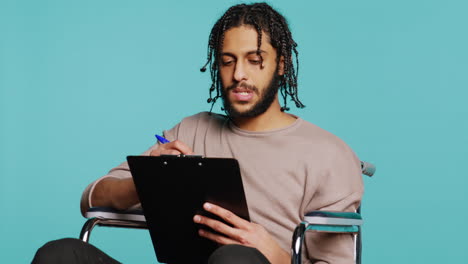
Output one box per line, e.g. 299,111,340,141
193,202,290,264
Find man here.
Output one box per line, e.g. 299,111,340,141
33,3,363,264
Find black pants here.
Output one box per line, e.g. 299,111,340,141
31,238,271,264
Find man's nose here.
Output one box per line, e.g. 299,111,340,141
233,62,248,82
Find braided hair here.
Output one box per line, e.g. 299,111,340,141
200,2,305,112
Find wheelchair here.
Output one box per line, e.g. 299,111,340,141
80,161,375,264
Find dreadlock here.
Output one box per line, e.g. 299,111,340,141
200,2,305,113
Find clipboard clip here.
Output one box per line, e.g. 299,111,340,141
160,154,204,158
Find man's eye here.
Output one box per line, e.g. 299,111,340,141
249,60,261,65
222,61,234,66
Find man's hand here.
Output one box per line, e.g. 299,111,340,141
149,140,194,156
193,203,290,264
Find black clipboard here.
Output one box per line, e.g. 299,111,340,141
127,155,250,264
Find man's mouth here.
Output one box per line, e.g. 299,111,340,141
225,82,258,102
232,89,254,101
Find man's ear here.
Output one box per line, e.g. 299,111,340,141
278,56,285,76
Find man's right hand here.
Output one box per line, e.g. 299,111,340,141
149,140,194,156
90,140,193,210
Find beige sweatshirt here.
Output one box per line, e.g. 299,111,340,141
81,112,363,263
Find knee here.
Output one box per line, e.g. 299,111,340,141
32,238,86,264
208,244,270,264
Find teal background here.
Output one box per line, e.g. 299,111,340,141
1,0,467,262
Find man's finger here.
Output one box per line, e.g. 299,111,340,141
194,214,236,237
160,149,182,155
194,214,251,245
198,229,239,245
149,149,160,156
203,203,250,229
167,140,194,155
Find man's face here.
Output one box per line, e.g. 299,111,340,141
219,26,283,118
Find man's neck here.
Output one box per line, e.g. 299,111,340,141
231,103,297,132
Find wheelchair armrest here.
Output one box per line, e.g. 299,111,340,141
85,206,146,222
79,207,147,243
305,211,362,227
291,211,363,264
303,211,362,233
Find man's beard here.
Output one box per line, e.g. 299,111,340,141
221,72,280,118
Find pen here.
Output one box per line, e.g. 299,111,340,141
155,134,170,144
